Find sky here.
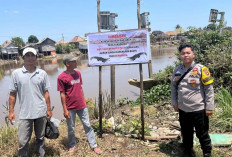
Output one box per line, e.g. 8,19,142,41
0,0,232,44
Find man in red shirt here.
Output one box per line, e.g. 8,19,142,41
57,54,101,154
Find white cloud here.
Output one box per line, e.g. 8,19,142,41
3,10,19,14
13,10,19,14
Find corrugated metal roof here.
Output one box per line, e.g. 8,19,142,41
37,37,56,44
2,40,13,48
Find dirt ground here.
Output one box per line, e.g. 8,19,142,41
1,104,232,157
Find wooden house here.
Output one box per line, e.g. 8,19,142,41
1,40,19,60
152,30,170,42
20,44,39,57
166,31,178,40
79,41,88,54
69,36,84,48
37,38,56,56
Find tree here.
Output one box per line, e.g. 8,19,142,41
175,24,181,29
183,27,232,89
11,37,25,48
56,44,63,54
28,35,39,43
204,24,217,31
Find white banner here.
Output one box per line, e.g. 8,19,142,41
87,29,151,66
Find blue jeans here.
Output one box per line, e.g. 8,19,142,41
66,107,97,149
18,117,47,157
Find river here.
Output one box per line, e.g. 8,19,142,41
0,47,177,127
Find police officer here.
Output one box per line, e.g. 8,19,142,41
171,43,214,157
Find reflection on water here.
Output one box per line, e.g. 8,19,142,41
0,48,177,127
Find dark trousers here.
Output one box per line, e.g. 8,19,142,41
179,109,212,154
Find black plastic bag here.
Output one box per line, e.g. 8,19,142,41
45,120,59,139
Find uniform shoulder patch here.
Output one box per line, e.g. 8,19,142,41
201,66,213,85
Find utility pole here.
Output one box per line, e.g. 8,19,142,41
97,0,103,138
137,0,145,141
61,33,64,54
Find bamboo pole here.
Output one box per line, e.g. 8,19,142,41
139,64,144,141
97,0,103,137
137,0,145,141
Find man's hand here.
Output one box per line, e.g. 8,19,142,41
47,110,53,119
64,110,70,119
8,112,15,125
206,110,213,116
173,105,178,112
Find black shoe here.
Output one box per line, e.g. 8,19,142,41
203,153,211,157
183,148,195,157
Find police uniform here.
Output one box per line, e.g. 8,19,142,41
171,61,214,155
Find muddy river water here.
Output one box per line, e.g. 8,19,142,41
0,47,177,127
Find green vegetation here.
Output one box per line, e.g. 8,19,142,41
11,37,25,48
28,35,39,43
185,26,232,89
129,65,173,106
175,24,181,29
92,118,111,134
129,83,171,106
56,43,75,54
115,118,150,136
211,88,232,132
0,126,17,149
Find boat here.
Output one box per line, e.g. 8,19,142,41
128,77,170,90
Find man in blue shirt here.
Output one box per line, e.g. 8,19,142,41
8,47,52,157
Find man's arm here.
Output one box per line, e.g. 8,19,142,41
204,84,214,116
44,90,53,118
60,91,70,118
8,92,17,125
201,66,214,116
171,67,178,112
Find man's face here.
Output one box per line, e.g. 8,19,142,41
180,47,194,66
23,52,37,66
66,60,77,69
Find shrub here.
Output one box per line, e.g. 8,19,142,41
211,88,232,132
130,83,171,106
184,27,232,89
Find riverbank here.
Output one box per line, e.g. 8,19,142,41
1,103,231,156
0,50,83,66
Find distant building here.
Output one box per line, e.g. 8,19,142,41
20,37,56,57
69,36,84,48
79,41,88,54
37,38,56,56
152,30,164,36
20,43,38,55
55,39,68,45
152,30,170,42
1,40,18,60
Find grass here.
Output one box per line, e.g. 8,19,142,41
0,126,18,156
211,88,232,132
